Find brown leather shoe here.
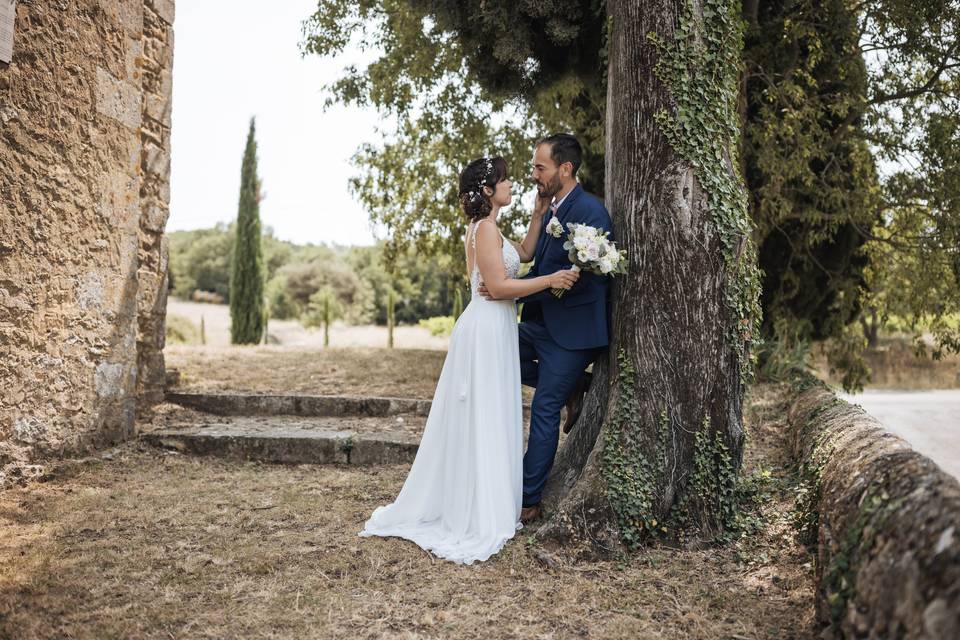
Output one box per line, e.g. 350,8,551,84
520,504,541,524
562,372,592,434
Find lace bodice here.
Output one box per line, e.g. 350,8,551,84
468,220,520,298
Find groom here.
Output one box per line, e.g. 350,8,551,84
481,133,612,523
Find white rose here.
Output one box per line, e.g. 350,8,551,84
546,216,564,238
586,241,600,261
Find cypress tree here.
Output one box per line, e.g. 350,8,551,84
229,117,266,345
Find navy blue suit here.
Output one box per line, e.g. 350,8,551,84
518,184,612,507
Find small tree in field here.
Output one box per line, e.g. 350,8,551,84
229,117,266,345
304,286,342,347
387,289,396,349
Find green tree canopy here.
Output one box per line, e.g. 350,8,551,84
302,0,960,387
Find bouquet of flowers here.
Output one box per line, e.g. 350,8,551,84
551,222,627,298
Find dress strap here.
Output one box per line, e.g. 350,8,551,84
469,219,503,276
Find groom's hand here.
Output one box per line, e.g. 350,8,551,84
477,281,497,300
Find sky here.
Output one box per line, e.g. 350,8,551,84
167,0,383,246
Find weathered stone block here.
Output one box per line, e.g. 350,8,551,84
95,67,141,130
141,203,169,233
165,392,433,418
125,38,142,82
142,423,420,466
76,271,108,312
98,0,144,38
12,417,45,444
148,0,175,26
95,362,134,400
144,91,170,127
142,140,170,180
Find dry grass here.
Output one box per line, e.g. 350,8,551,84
1,381,816,639
165,346,448,399
166,298,450,350
812,338,960,390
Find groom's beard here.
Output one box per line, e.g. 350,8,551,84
536,175,563,199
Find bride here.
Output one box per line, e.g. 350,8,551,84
358,156,579,564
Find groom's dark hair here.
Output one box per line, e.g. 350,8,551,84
538,133,582,176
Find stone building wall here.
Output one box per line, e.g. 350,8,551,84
137,0,174,406
0,0,174,477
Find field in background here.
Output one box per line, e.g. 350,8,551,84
812,337,960,390
167,298,959,391
167,298,449,351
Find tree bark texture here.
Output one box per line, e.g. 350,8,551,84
538,0,756,549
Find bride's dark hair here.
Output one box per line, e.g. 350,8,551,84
458,157,508,222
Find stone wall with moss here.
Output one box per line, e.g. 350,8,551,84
0,0,174,481
787,377,959,638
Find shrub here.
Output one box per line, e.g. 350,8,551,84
190,290,225,304
166,314,201,345
418,316,455,337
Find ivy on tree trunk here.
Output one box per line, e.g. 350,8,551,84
538,0,761,550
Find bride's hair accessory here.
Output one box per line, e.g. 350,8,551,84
458,156,508,222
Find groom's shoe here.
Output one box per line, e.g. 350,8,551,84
520,504,541,524
562,372,592,434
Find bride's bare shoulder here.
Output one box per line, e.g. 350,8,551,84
474,219,504,246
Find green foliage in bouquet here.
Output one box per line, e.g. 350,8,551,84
560,224,628,277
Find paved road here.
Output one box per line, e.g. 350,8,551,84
840,390,960,480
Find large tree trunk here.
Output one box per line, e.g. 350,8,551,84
538,0,760,550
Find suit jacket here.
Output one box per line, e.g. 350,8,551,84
520,183,613,351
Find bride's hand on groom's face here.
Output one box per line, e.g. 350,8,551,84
534,194,551,219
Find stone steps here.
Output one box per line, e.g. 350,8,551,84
165,391,533,419
165,392,432,418
142,417,418,466
149,392,534,466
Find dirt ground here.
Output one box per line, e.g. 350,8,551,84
165,345,448,399
1,348,817,639
8,312,946,637
165,346,539,404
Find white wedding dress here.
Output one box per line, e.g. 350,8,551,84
359,220,524,564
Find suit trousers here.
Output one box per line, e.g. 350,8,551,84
518,319,600,507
